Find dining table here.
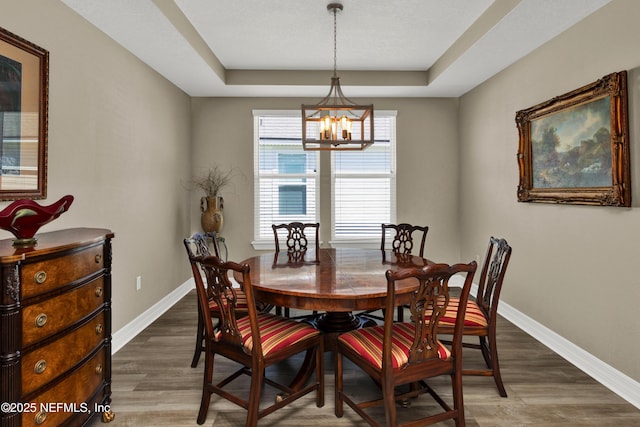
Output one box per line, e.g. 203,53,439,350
233,247,433,394
234,247,431,348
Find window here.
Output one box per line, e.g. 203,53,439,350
253,110,396,249
253,111,319,248
332,113,396,245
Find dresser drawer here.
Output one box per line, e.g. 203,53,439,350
21,245,105,298
22,278,105,347
21,312,105,396
22,349,106,427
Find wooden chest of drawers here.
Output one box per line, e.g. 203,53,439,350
0,228,114,427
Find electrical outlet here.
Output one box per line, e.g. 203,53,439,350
136,276,142,291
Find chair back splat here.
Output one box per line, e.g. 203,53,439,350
272,221,320,261
381,223,428,257
335,261,477,427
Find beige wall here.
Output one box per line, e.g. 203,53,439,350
190,97,461,263
458,0,640,382
1,0,193,332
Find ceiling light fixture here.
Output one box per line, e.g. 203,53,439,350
301,2,374,151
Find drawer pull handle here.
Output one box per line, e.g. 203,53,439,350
96,324,104,335
35,313,48,328
34,359,47,374
95,287,103,298
34,411,47,425
34,271,47,284
95,364,103,375
95,254,102,263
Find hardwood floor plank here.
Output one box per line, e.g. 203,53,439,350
91,291,640,426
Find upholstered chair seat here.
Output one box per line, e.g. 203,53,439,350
215,312,321,356
337,323,451,370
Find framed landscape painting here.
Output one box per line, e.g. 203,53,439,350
516,71,630,207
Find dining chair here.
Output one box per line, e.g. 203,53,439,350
184,232,271,368
184,232,232,368
272,222,320,317
437,236,512,397
185,251,324,426
363,223,429,322
381,223,428,257
335,261,477,427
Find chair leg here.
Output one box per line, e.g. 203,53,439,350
246,364,263,427
397,305,404,322
191,305,204,368
334,351,343,417
479,336,492,368
451,371,466,427
315,346,325,407
197,350,215,425
486,333,507,398
382,377,397,427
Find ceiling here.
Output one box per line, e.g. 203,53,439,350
60,0,611,98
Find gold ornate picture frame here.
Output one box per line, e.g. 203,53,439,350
516,71,630,207
0,27,48,200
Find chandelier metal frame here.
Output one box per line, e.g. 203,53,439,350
301,2,374,151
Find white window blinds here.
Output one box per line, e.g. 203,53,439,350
253,111,319,244
253,110,396,248
331,112,396,243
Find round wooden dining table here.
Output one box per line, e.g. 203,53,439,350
235,247,431,336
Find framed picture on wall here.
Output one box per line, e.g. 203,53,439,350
515,71,630,207
0,27,48,200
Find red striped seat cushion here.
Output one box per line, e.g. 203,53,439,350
216,313,320,356
208,289,249,313
337,323,450,370
436,297,487,328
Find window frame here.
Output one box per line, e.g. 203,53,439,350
252,109,396,250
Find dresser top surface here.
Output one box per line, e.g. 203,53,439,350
0,228,114,262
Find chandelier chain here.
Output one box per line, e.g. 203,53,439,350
333,6,337,77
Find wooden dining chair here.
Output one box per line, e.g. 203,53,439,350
185,251,324,426
437,236,512,397
184,232,272,368
272,222,320,317
272,222,319,260
335,261,477,427
363,223,429,322
381,223,428,257
184,232,234,368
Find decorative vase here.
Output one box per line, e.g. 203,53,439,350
201,196,224,233
0,195,74,247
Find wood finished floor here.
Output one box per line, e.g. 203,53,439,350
92,291,640,426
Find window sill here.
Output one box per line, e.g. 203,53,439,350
328,239,379,249
251,240,276,251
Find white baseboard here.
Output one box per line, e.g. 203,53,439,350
498,299,640,410
452,278,640,410
112,276,640,410
111,278,194,354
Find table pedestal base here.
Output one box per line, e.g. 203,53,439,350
304,311,377,352
314,312,375,332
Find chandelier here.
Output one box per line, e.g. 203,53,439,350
301,3,374,151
